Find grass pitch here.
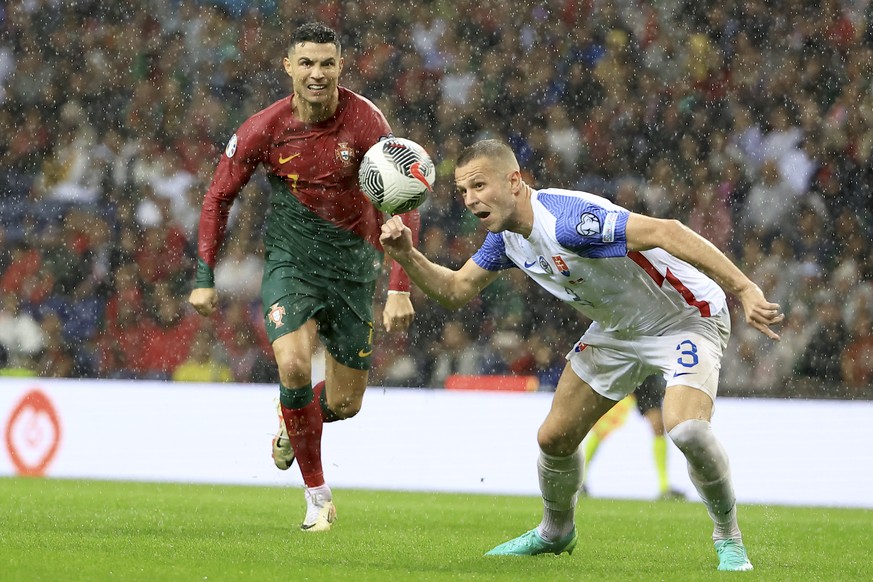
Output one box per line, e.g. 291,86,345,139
1,478,870,581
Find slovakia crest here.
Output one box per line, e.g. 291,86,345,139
552,255,571,277
335,142,354,167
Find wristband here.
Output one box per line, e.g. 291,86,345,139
194,257,215,288
387,290,410,296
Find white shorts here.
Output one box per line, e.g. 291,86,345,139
565,309,731,402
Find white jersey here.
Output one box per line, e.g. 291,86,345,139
471,188,727,339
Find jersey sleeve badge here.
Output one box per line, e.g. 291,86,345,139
268,303,286,328
225,134,238,158
576,212,601,237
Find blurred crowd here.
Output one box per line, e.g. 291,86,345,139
1,0,871,399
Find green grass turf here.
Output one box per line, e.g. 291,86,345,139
1,478,870,581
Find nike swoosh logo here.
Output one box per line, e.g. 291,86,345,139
409,161,432,190
358,347,373,357
523,260,536,268
279,153,301,164
673,371,693,378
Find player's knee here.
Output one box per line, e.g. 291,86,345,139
278,370,310,390
668,419,725,468
326,394,362,419
667,418,711,453
537,424,576,457
330,401,360,419
275,356,310,388
669,418,731,480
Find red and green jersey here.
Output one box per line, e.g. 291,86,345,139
195,86,419,289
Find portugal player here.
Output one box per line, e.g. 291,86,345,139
188,22,419,532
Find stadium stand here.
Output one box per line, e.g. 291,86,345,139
0,0,871,399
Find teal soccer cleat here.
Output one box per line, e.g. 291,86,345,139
485,528,577,556
714,539,754,571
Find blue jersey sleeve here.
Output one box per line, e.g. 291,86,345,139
539,192,630,258
471,232,516,271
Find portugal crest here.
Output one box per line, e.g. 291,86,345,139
268,303,286,328
335,142,354,167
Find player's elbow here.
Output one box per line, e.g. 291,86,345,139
420,266,487,309
657,218,687,240
435,292,471,310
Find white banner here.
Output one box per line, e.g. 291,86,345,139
0,378,871,508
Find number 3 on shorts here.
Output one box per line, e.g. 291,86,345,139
676,339,699,368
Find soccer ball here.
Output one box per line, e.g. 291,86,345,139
358,137,435,214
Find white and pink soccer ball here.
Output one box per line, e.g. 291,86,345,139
358,137,435,214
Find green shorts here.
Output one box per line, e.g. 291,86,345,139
261,264,377,370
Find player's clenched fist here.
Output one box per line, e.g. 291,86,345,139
189,287,218,316
380,215,413,258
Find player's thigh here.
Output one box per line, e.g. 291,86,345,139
539,364,617,456
659,330,722,431
262,263,325,383
662,385,714,432
323,350,369,417
271,320,317,386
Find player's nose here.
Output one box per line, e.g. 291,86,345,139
466,198,484,214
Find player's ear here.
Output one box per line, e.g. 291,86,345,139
283,56,293,77
508,169,523,194
338,56,344,75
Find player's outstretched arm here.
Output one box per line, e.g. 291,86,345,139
380,216,499,309
625,213,784,340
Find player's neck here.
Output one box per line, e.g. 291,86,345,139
292,93,339,124
510,182,535,238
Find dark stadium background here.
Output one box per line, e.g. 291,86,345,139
0,0,871,401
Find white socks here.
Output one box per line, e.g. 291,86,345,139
305,484,332,504
669,419,741,541
537,449,583,541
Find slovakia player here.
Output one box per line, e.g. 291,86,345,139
380,139,782,571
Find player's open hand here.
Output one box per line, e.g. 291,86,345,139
189,287,218,317
738,284,783,341
380,215,413,258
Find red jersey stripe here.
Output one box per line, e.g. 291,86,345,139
627,251,711,317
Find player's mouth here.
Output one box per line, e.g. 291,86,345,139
307,83,328,93
473,211,491,219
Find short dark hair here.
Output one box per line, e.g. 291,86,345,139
457,139,517,168
289,22,341,54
